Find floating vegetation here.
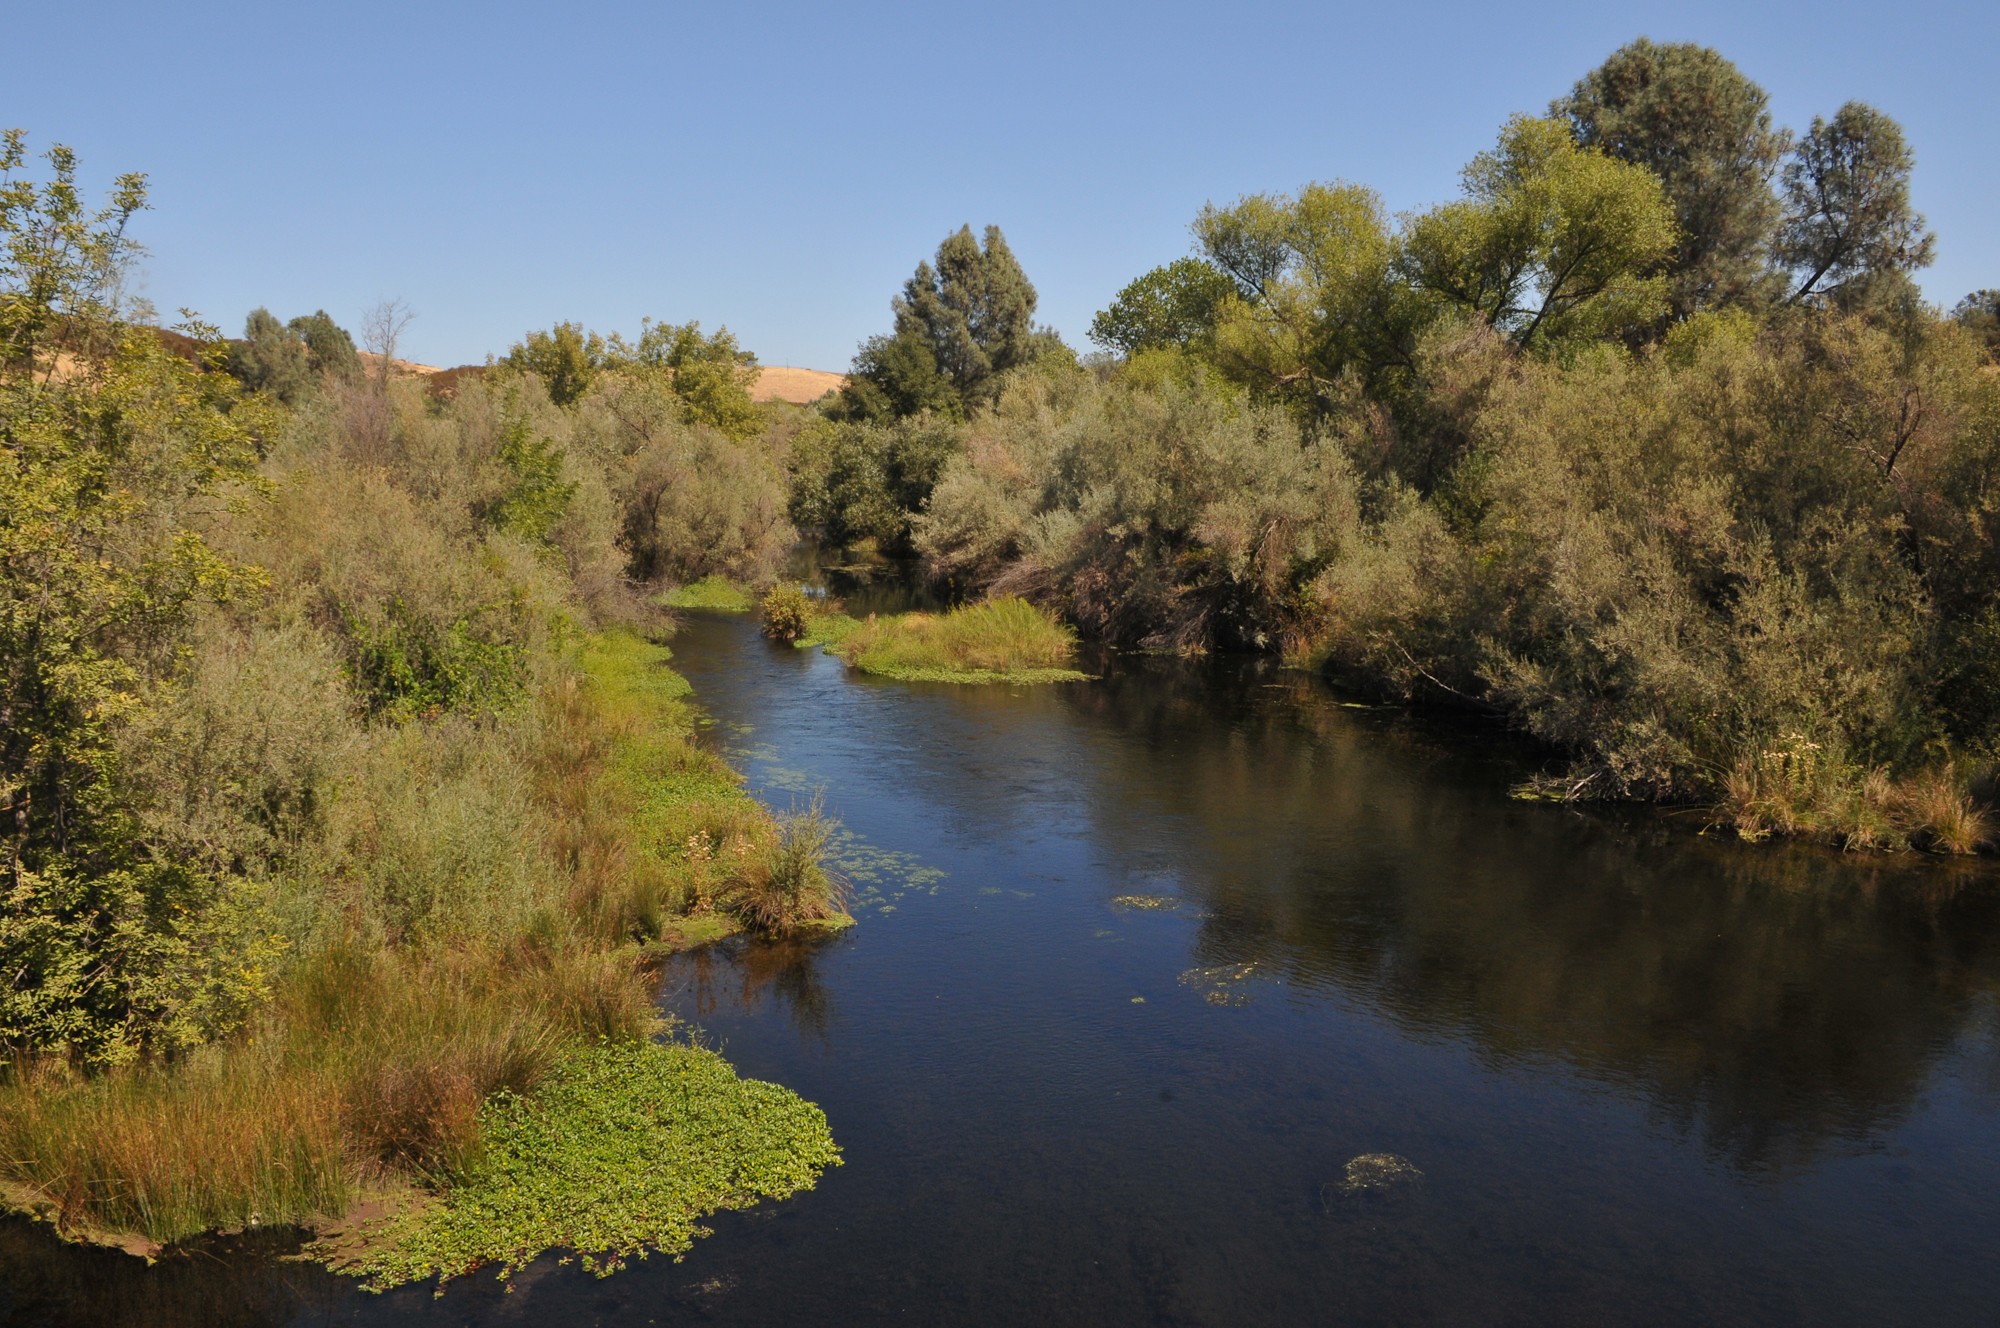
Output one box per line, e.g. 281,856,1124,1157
321,1042,840,1290
1177,963,1260,1006
1110,894,1180,912
1337,1153,1423,1194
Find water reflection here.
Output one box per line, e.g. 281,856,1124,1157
664,934,847,1044
1066,656,2000,1173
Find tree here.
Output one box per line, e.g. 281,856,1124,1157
1192,182,1413,407
227,307,360,404
608,318,762,439
1,129,148,372
2,137,274,1060
360,297,415,386
289,309,360,381
508,320,604,407
1555,39,1789,318
229,307,312,403
841,225,1040,419
1953,290,2000,360
1775,102,1935,307
1399,116,1677,353
1089,258,1236,354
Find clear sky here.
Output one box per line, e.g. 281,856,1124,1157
12,0,1996,370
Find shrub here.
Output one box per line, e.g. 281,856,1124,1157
760,584,813,642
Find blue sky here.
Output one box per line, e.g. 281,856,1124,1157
12,0,1996,370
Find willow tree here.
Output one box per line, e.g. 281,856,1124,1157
1399,116,1677,353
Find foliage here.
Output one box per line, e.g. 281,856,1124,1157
606,319,762,440
787,412,964,552
1951,289,2000,361
920,359,1360,652
1,197,272,1060
1775,102,1935,307
229,308,360,404
0,130,147,371
1555,39,1789,318
759,584,813,642
840,224,1042,420
727,793,851,934
325,1041,841,1289
831,597,1087,684
570,372,794,586
1399,115,1677,353
1089,258,1237,354
477,414,576,547
506,321,605,407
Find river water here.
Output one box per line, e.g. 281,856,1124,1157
6,580,2000,1325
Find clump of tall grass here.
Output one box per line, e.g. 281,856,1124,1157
1720,736,1995,854
660,575,754,613
725,795,852,935
832,596,1086,684
0,1049,350,1247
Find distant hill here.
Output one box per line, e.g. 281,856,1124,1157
750,366,845,404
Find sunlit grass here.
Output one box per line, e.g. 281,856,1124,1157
831,597,1087,684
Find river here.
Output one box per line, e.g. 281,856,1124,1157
6,577,2000,1325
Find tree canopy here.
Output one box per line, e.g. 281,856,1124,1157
1775,102,1935,307
841,225,1041,420
1555,38,1788,318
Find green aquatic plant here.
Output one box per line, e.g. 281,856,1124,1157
325,1041,841,1289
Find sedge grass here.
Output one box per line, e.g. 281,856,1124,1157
659,576,755,613
831,597,1088,684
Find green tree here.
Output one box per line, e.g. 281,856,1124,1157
1192,183,1413,407
1775,102,1935,307
507,321,605,407
841,225,1040,419
289,309,360,381
1555,39,1789,318
229,307,312,403
608,319,762,440
1399,116,1677,353
1953,289,2000,360
227,308,360,404
2,138,276,1059
0,129,147,372
1089,258,1236,355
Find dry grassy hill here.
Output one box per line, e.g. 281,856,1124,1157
751,365,845,404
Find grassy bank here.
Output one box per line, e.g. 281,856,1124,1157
0,632,846,1283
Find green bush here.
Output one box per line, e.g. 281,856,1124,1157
760,584,813,642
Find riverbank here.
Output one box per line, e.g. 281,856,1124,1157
0,631,844,1285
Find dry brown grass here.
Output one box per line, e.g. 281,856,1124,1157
750,366,845,404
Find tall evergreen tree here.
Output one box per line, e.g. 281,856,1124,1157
1556,39,1789,318
1775,102,1935,307
841,225,1040,419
